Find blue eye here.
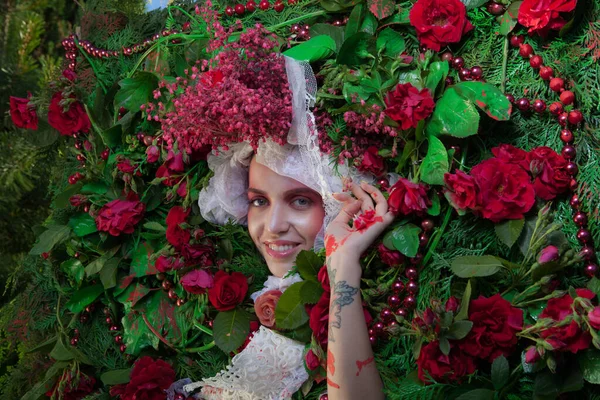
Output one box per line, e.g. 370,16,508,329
249,198,267,207
292,197,312,208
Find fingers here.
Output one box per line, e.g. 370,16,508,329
349,182,375,212
332,193,363,226
360,181,388,215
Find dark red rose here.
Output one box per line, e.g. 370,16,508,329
62,69,77,81
459,294,523,362
69,194,88,207
95,199,145,236
208,270,249,311
378,243,404,267
357,146,386,176
48,92,91,136
443,170,480,212
305,349,321,371
165,206,190,249
155,255,183,273
518,0,577,37
317,265,330,293
176,180,188,198
10,94,38,130
146,145,160,163
181,269,214,294
46,372,95,400
409,0,473,51
384,83,435,130
527,146,570,200
309,292,330,347
387,177,431,216
539,289,595,353
120,356,175,400
156,150,185,186
117,159,137,175
417,341,476,384
470,158,535,222
492,144,530,171
445,296,460,314
181,243,213,266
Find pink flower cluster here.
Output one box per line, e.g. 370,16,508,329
148,21,292,153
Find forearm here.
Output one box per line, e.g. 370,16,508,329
326,256,384,399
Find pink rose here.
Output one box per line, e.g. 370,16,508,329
146,145,160,163
538,245,559,264
588,307,600,330
181,269,214,294
254,290,283,328
305,349,321,371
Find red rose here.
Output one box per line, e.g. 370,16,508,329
445,296,460,313
317,265,330,292
417,341,476,384
409,0,473,51
46,372,95,400
588,307,600,330
146,145,160,163
357,146,386,176
459,294,523,362
208,270,249,311
165,206,190,249
117,159,137,175
10,94,38,130
47,92,91,136
120,356,175,400
539,289,595,353
387,177,431,216
254,289,283,328
378,243,404,267
443,170,480,211
181,269,214,294
470,158,535,222
384,83,435,130
492,144,530,171
156,150,185,186
305,349,321,371
181,243,213,266
309,292,330,347
155,255,183,273
518,0,577,37
527,146,570,200
95,199,145,236
62,69,77,81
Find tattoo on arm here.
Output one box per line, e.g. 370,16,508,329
327,267,359,343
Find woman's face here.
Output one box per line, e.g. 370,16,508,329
247,157,325,278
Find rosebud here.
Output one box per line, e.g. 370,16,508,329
305,349,320,371
588,306,600,330
146,145,159,163
377,243,404,267
445,296,460,313
538,245,559,264
525,346,540,364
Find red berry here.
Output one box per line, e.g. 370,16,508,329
246,0,257,11
539,66,553,80
549,102,563,115
288,0,296,4
225,6,234,16
274,1,284,12
259,0,270,9
558,112,569,126
560,90,575,105
529,55,543,69
452,57,464,69
568,110,583,125
532,99,546,113
68,175,77,185
470,66,483,79
487,2,504,15
234,4,245,15
510,35,524,47
505,93,515,103
517,98,530,111
441,51,453,62
519,44,534,58
549,77,564,92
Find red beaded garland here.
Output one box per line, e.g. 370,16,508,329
519,44,534,58
560,90,575,105
532,99,546,113
539,66,554,80
560,129,574,143
549,77,565,92
529,55,543,69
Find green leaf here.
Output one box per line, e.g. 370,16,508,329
446,320,473,340
121,309,158,355
495,218,525,248
117,283,152,308
295,250,323,281
455,280,472,321
85,245,120,276
100,368,132,385
99,258,119,289
343,82,373,102
587,277,600,299
287,323,313,343
451,255,502,278
100,124,123,149
140,290,182,343
383,223,421,257
309,23,345,52
66,284,104,313
345,4,364,38
50,336,75,361
276,282,310,330
27,335,57,354
360,12,378,34
299,280,324,304
420,135,449,186
320,0,362,12
424,61,449,95
453,81,512,121
337,32,376,66
114,71,159,112
531,261,564,283
439,336,450,355
60,259,85,285
460,0,489,9
376,28,405,58
367,0,395,20
81,182,109,195
579,350,600,384
456,389,495,400
498,2,522,36
283,35,336,63
52,182,83,208
143,221,166,232
68,213,98,237
29,225,71,255
130,242,156,277
427,193,441,216
213,308,250,353
492,355,510,390
425,87,480,138
20,361,68,400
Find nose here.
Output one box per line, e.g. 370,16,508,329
267,203,290,234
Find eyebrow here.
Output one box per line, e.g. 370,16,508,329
247,187,319,197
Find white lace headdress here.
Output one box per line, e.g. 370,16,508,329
197,56,369,250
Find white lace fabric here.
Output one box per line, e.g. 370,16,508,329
183,326,309,400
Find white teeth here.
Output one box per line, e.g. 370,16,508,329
268,244,296,252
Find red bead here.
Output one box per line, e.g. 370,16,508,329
74,252,80,258
558,112,569,126
421,219,434,232
70,337,79,346
419,233,429,247
560,90,575,105
68,175,77,185
568,110,583,125
274,1,284,12
539,66,554,80
573,212,587,226
405,267,418,280
452,57,464,69
380,308,394,322
120,344,127,353
569,178,578,191
549,102,563,115
549,77,564,92
584,264,598,278
406,280,419,294
517,98,530,111
225,6,234,16
79,314,89,323
510,35,524,47
570,194,581,209
288,0,297,4
561,145,576,159
369,336,378,345
106,317,113,325
73,328,79,336
487,2,505,15
103,307,111,316
182,22,191,31
470,66,483,79
234,4,245,15
532,99,546,113
505,93,515,103
411,254,423,264
560,129,574,143
123,47,132,56
445,76,455,86
110,325,119,331
175,394,185,400
168,289,178,300
388,295,401,308
162,280,173,290
392,280,405,293
577,229,592,243
246,0,257,11
441,51,453,62
115,335,123,344
580,246,596,260
403,296,417,309
373,321,385,333
83,205,90,213
529,55,543,69
566,162,578,176
395,308,407,319
259,0,270,9
519,44,534,58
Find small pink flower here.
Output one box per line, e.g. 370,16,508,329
538,245,559,264
588,307,600,330
181,269,214,294
146,145,159,163
525,346,541,364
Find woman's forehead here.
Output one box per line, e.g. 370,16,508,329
248,158,319,195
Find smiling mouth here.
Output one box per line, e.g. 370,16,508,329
264,242,301,259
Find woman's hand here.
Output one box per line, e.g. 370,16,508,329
325,180,395,263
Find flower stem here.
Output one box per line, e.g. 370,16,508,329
186,341,216,352
500,36,509,94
